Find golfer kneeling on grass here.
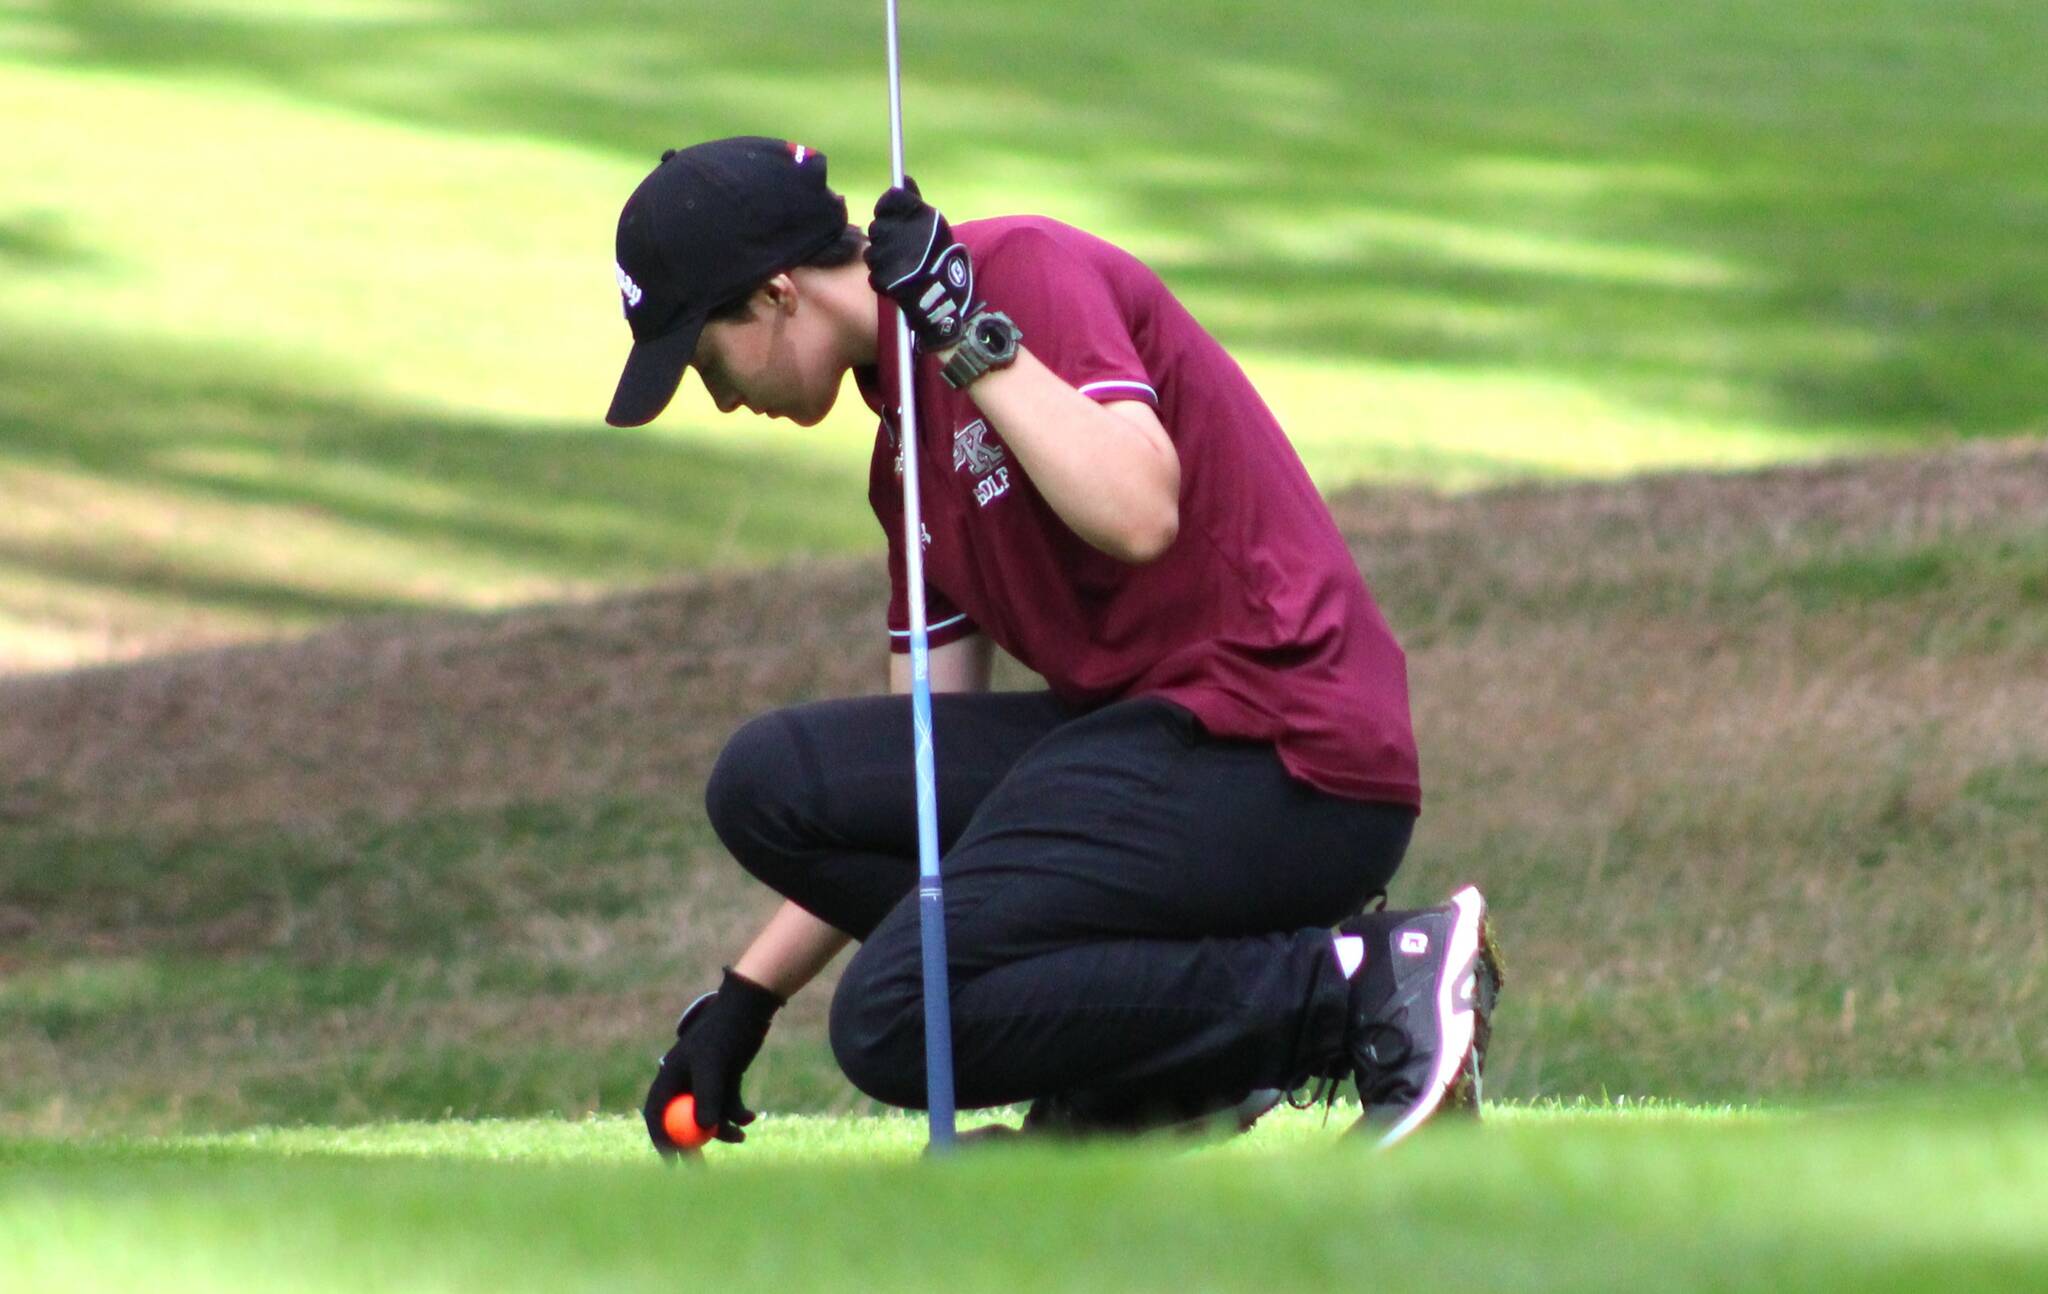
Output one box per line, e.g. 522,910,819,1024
603,137,1500,1150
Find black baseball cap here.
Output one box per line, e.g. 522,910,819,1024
606,136,849,428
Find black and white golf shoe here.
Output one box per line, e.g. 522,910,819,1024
1339,885,1502,1148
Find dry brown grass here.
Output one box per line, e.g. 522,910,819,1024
3,440,2044,1129
0,562,887,834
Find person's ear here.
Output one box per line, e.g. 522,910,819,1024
760,273,800,316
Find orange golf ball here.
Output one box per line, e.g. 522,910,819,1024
662,1094,715,1150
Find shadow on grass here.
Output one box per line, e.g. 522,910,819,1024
0,211,105,270
19,0,2048,442
0,540,427,620
0,325,876,625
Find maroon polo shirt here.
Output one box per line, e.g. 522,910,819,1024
858,216,1420,809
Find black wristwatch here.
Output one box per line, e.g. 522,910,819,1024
940,311,1023,390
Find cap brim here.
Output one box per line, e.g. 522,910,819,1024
605,315,706,428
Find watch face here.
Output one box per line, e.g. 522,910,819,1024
976,317,1014,354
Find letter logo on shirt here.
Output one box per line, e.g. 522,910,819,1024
952,420,1005,476
973,466,1010,508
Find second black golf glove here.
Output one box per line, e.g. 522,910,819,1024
641,967,784,1154
865,177,980,352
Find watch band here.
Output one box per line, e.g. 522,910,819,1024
941,310,1023,390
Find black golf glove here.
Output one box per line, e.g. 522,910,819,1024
641,968,784,1154
865,177,980,352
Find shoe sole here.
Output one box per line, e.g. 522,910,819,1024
1443,911,1502,1117
1374,885,1495,1149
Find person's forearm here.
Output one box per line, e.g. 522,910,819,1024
950,347,1180,563
731,901,852,999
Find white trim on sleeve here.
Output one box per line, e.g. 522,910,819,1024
1078,379,1160,403
889,612,971,639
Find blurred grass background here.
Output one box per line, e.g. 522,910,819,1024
4,0,2044,668
3,0,2046,1135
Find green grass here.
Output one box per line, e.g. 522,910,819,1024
5,1100,2047,1292
5,0,2047,667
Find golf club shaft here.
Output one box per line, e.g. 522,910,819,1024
885,0,958,1149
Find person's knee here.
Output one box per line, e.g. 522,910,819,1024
828,950,928,1109
704,710,806,875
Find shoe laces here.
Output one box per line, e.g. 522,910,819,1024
1286,1075,1342,1125
1285,1021,1416,1124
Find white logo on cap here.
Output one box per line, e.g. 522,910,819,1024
615,262,644,311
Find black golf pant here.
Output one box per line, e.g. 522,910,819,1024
705,691,1413,1113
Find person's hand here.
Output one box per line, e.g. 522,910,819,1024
641,968,784,1155
865,177,980,352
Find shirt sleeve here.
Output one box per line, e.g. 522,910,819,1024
977,224,1160,408
871,429,978,654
